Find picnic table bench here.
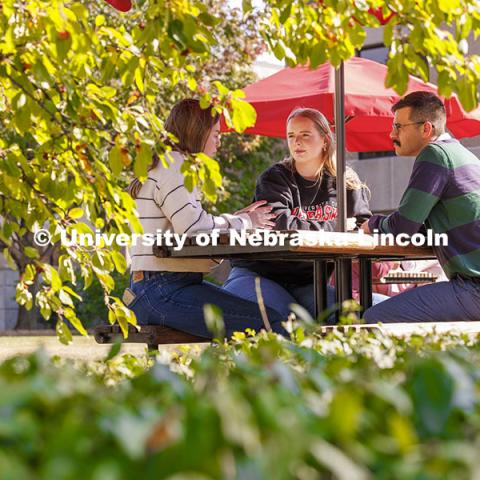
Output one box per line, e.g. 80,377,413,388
93,324,210,350
93,323,384,350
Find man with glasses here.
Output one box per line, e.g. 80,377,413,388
360,90,480,322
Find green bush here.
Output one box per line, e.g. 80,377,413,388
1,326,480,479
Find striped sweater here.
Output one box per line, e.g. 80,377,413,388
368,135,480,280
130,151,251,272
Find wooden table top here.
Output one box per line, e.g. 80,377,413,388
153,230,435,260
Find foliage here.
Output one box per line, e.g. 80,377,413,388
2,327,480,479
0,0,258,332
213,134,286,214
74,270,130,329
260,0,480,110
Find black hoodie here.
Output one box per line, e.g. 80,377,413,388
232,162,372,285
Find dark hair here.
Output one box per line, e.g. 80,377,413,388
392,91,446,133
127,99,219,198
164,98,220,154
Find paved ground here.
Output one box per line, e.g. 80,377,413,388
1,322,480,362
0,335,166,362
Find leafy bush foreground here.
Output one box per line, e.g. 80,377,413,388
1,324,480,480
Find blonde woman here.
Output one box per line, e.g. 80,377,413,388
127,99,287,338
223,107,386,322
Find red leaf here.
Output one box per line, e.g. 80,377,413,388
104,0,132,12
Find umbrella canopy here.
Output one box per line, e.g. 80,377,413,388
104,0,132,12
233,57,480,152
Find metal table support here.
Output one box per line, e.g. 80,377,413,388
313,259,328,319
334,258,352,320
359,258,373,313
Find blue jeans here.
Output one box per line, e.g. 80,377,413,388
127,271,288,339
364,277,480,323
222,267,389,325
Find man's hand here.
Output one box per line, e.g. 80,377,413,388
347,217,357,231
360,220,371,233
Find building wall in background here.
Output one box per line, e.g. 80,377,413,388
0,255,18,331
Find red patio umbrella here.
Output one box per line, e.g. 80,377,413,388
104,0,132,12
230,57,480,152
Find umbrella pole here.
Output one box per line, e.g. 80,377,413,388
334,62,347,232
334,62,352,316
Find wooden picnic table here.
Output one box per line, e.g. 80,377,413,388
153,230,435,319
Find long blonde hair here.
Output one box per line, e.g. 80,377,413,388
283,108,362,190
127,99,220,198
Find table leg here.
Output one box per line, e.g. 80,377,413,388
313,259,328,320
335,259,352,322
359,258,372,314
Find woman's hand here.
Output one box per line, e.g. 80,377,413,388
235,200,268,214
236,200,276,229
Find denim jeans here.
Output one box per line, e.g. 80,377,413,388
364,276,480,323
222,267,388,325
127,271,288,339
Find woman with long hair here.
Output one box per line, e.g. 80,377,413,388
126,98,287,338
222,107,386,322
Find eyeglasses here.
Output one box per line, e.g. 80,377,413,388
392,121,426,132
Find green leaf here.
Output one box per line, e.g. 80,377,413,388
105,340,122,361
134,66,145,93
242,0,253,14
187,77,197,91
97,273,115,292
198,12,221,27
108,308,116,325
64,307,88,336
16,284,33,310
310,42,327,69
68,208,84,219
116,309,129,339
23,264,36,283
14,101,32,134
43,264,62,291
59,289,74,307
111,251,127,274
134,143,152,179
24,247,40,259
329,389,362,441
438,0,461,13
230,98,257,132
109,145,123,176
56,319,73,345
204,304,225,339
411,359,454,435
457,76,478,111
62,286,82,301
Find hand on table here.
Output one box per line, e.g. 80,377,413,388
347,217,357,231
235,200,276,229
360,220,371,234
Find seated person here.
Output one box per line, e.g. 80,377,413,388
126,98,288,338
222,107,387,323
361,91,480,322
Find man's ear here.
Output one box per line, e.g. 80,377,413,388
423,121,435,138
